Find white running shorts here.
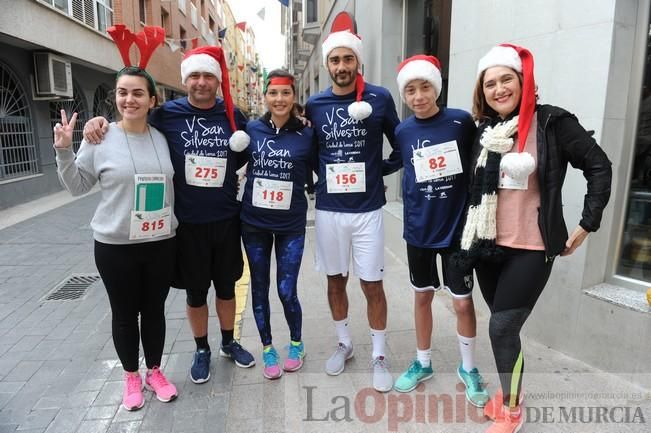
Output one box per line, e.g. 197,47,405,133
315,209,385,281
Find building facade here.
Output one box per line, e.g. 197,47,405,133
290,0,650,381
0,0,262,209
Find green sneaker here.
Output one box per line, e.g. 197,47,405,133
393,360,433,393
457,364,489,407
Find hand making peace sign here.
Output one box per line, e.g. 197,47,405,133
53,109,78,149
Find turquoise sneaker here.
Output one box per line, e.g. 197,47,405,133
393,360,433,393
457,363,489,407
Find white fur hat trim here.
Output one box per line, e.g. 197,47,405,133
396,59,442,100
229,130,250,152
322,30,363,68
477,45,522,77
181,53,222,83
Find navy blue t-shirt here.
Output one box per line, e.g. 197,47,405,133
395,107,476,248
149,97,247,224
306,83,401,213
240,116,316,233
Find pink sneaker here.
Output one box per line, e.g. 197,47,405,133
262,347,282,380
283,341,305,372
122,373,144,411
485,409,524,433
145,367,177,402
484,388,524,420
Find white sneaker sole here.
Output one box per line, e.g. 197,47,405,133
219,348,256,368
393,372,433,393
325,350,354,376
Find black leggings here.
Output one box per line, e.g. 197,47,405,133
95,238,175,372
475,247,554,408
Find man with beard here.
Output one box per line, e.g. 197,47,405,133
305,12,401,392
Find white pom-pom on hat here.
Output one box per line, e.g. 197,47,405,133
229,130,250,152
500,151,536,181
348,100,372,121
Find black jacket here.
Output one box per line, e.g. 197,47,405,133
473,104,612,258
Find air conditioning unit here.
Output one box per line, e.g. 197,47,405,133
33,52,73,98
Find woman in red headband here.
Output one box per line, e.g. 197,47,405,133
457,44,612,433
237,69,316,379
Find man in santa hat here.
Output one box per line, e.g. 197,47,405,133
83,46,255,385
305,12,402,392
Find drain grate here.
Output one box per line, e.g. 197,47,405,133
43,274,101,301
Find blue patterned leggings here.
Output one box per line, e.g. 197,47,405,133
241,230,304,346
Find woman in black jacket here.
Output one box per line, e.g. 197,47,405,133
458,44,612,433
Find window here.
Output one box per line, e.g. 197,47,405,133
305,0,317,23
617,13,651,284
139,0,147,24
0,61,38,180
180,26,187,50
178,0,187,15
190,2,198,28
96,0,113,32
92,84,115,122
161,7,171,35
39,0,68,13
42,0,113,34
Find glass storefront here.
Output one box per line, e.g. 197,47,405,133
617,13,651,283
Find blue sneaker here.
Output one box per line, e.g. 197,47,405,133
190,349,211,384
394,359,433,393
219,340,256,368
457,363,489,407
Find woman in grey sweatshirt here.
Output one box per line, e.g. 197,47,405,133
53,67,178,411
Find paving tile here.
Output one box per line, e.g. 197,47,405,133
0,383,24,394
83,406,117,421
42,408,86,433
16,408,58,430
3,361,43,382
105,421,141,433
74,420,110,433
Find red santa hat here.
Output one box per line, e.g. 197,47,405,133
477,43,536,181
181,46,249,151
396,54,442,101
321,12,372,121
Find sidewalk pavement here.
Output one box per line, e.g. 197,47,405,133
0,192,649,433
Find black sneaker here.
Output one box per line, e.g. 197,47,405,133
219,340,256,368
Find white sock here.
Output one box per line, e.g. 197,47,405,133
458,333,476,371
334,318,352,347
416,348,431,368
370,328,386,359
